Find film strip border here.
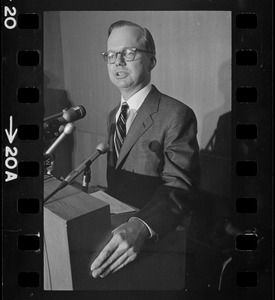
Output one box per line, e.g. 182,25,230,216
232,8,272,295
2,4,43,294
2,2,272,299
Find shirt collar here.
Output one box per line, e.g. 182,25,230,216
120,83,152,111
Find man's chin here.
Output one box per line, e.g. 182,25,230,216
112,80,132,90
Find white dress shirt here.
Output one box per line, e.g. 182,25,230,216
115,83,152,132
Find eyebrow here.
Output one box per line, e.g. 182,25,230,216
107,46,137,51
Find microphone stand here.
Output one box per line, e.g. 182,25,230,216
82,165,91,193
44,142,109,204
44,160,92,204
43,153,55,175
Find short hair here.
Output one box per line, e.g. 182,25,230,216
108,20,156,57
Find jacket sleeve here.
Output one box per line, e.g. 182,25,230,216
135,107,201,238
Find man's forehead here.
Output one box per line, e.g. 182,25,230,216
107,26,144,49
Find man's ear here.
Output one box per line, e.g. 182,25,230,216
149,56,157,71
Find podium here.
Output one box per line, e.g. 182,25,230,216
44,176,188,290
44,176,111,290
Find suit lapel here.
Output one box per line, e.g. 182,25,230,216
116,86,161,168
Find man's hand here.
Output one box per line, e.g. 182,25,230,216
90,218,149,278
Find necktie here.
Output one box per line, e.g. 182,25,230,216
114,102,129,157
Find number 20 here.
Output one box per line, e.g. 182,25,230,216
4,6,17,30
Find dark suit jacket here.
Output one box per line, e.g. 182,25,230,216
107,85,200,237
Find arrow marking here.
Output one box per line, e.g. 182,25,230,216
5,116,17,144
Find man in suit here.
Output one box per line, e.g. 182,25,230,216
91,20,200,278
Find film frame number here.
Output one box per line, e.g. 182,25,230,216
5,116,18,182
4,6,17,29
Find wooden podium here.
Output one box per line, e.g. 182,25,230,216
44,176,111,290
44,176,188,290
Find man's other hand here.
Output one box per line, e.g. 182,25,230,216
90,218,149,278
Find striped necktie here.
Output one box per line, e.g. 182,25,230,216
114,102,129,157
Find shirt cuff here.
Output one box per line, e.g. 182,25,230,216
128,216,158,240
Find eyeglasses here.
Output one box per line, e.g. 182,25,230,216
102,47,153,64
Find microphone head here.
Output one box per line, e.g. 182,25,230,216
63,123,76,134
63,105,87,122
75,105,86,117
96,142,110,154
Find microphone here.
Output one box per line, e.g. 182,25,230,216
45,123,75,155
43,123,75,175
44,105,86,136
44,142,109,203
44,105,86,122
64,142,109,184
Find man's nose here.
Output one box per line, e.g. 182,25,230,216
115,53,126,66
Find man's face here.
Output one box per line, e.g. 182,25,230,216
106,26,153,99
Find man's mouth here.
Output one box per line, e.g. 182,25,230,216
115,71,128,79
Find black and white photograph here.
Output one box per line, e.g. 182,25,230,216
43,10,233,291
2,1,273,299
